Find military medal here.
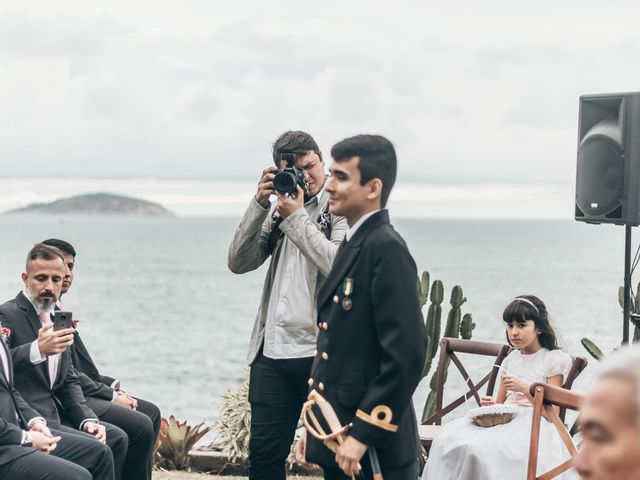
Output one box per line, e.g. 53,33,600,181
342,277,353,310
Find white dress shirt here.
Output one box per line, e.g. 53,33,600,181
346,209,381,241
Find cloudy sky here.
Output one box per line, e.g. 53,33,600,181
1,1,640,184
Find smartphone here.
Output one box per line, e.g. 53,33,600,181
53,311,73,331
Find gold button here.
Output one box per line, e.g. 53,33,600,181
322,352,329,360
333,295,339,303
318,382,325,391
308,378,314,386
322,322,329,330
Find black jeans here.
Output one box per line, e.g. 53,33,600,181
248,351,313,480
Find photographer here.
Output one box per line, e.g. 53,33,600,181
228,131,347,480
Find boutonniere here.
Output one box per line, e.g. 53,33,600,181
0,326,11,342
72,319,80,330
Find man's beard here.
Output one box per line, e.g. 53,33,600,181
28,291,56,314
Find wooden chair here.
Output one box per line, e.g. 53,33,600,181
419,338,588,453
419,337,512,452
527,382,584,480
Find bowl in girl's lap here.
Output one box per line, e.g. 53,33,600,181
465,404,519,427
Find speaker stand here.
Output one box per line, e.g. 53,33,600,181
623,224,632,344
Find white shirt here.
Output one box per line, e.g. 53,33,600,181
346,209,381,241
263,191,324,359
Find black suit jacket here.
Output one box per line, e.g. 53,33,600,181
306,210,427,468
0,336,41,466
0,292,97,428
69,330,119,415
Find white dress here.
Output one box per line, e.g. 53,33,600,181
422,348,579,480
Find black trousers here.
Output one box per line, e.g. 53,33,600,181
59,421,128,480
0,427,115,480
323,460,418,480
248,352,313,480
91,396,161,480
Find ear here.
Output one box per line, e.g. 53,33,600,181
365,178,383,202
21,272,28,285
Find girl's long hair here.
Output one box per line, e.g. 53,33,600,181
502,294,559,350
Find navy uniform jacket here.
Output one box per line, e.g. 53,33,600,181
0,292,96,428
306,210,427,468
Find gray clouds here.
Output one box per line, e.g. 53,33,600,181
1,1,640,182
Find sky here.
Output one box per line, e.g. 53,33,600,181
2,1,640,185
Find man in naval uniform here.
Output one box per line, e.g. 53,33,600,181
296,134,427,480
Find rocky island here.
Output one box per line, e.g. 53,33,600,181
5,193,174,216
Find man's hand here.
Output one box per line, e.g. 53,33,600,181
335,436,367,477
30,420,53,438
82,422,107,444
30,431,61,453
294,430,320,472
276,186,304,219
115,391,137,410
38,323,74,356
255,166,277,208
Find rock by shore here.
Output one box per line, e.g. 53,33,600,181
5,192,174,216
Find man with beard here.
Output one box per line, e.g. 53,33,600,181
0,243,128,479
41,238,161,480
228,131,347,480
0,316,115,479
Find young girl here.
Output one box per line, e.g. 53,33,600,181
422,295,579,480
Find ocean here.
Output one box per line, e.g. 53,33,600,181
0,213,629,427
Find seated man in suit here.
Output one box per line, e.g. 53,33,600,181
0,243,128,479
0,327,115,479
42,238,161,480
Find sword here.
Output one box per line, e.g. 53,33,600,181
302,389,383,479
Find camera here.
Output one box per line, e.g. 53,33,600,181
273,152,307,196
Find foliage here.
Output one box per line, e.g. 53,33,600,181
581,283,640,360
155,416,212,471
210,378,251,463
418,271,476,422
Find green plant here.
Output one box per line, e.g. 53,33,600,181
154,416,212,471
418,271,475,422
581,283,640,360
210,378,251,463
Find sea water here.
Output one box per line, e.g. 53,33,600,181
0,214,627,425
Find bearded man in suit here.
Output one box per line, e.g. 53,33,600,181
41,238,161,480
295,134,427,480
0,323,115,479
0,243,128,479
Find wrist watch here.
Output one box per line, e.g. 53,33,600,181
23,431,33,447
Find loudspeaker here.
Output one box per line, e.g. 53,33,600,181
576,92,640,225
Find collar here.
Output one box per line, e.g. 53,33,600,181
304,186,325,207
346,209,381,241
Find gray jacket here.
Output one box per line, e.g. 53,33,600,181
228,191,347,364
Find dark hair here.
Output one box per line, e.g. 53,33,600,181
330,134,397,208
502,295,559,350
41,238,76,258
272,131,322,166
26,243,65,272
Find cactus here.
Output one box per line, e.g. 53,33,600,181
460,313,476,340
421,279,443,379
417,272,474,423
581,338,604,361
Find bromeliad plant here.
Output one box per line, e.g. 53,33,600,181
417,271,476,422
154,415,212,471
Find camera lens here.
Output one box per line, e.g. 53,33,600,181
273,170,297,194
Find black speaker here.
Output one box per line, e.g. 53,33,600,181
576,92,640,225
